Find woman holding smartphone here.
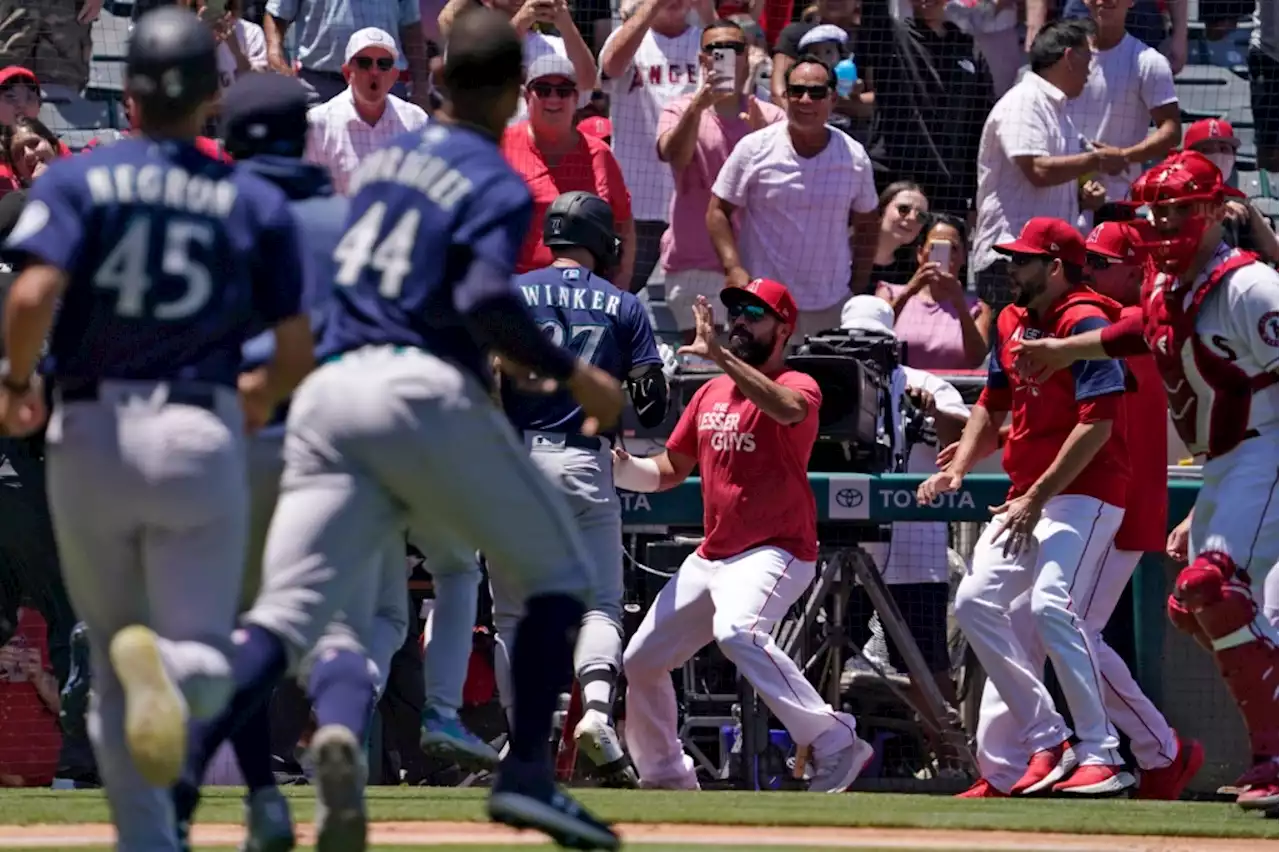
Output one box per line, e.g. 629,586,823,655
875,213,991,369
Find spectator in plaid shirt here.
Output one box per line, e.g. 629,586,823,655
304,28,429,195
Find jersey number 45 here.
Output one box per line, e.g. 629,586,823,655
95,217,214,320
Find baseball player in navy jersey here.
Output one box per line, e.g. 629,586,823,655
165,72,409,852
0,8,313,852
182,11,624,851
472,191,665,784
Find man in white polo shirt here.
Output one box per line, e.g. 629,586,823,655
305,27,430,195
971,19,1125,311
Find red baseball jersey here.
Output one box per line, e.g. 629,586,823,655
667,370,821,561
1116,320,1169,551
978,288,1131,508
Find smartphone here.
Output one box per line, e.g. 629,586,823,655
928,239,951,267
711,48,736,94
201,0,228,21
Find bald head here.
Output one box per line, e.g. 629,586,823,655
443,7,523,95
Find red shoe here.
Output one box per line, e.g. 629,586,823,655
1237,784,1279,811
1051,764,1136,797
1011,741,1076,796
1136,735,1205,800
955,778,1008,798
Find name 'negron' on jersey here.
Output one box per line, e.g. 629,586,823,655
2,137,304,387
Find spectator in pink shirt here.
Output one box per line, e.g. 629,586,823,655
656,19,785,342
875,214,991,369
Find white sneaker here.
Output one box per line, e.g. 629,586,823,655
109,625,188,786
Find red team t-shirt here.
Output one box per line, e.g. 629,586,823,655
500,121,632,273
978,288,1131,509
666,370,822,561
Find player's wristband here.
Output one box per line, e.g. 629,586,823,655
613,455,661,492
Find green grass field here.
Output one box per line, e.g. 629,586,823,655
0,787,1272,850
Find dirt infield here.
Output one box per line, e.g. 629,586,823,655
0,822,1274,851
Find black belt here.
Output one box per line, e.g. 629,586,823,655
57,379,220,411
526,430,604,451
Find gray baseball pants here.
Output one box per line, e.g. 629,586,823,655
489,434,624,720
243,346,593,681
45,380,246,852
245,429,408,693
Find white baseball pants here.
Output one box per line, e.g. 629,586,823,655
975,547,1178,791
622,545,851,785
955,494,1124,769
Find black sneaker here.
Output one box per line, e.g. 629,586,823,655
488,759,618,850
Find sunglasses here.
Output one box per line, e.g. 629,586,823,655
703,41,746,54
1008,254,1047,267
727,302,771,322
353,56,396,71
1086,253,1114,271
530,81,576,99
787,84,830,101
894,202,922,218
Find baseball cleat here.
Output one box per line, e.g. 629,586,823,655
573,710,638,788
1237,783,1279,811
310,725,367,852
1135,734,1204,800
808,733,874,793
489,757,619,850
1010,741,1076,796
240,786,296,852
109,625,187,786
955,778,1008,798
420,705,501,769
1050,764,1136,796
59,621,92,741
1234,759,1279,811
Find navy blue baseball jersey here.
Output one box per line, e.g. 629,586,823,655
316,123,533,384
239,156,348,373
503,265,661,434
3,137,305,387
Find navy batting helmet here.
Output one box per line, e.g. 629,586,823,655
543,191,621,270
126,7,219,114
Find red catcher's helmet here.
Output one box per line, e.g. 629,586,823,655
1125,150,1238,281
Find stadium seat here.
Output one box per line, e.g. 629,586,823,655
1174,65,1252,124
38,99,115,135
1193,23,1254,74
58,129,103,153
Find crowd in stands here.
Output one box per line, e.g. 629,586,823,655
0,0,1273,789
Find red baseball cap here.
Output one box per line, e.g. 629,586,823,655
1183,118,1240,151
994,217,1088,268
1129,150,1245,204
0,66,38,89
1085,221,1141,263
721,277,798,325
577,116,612,141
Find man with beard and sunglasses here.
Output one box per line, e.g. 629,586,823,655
1012,151,1279,811
920,217,1137,796
612,278,875,793
954,220,1202,800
